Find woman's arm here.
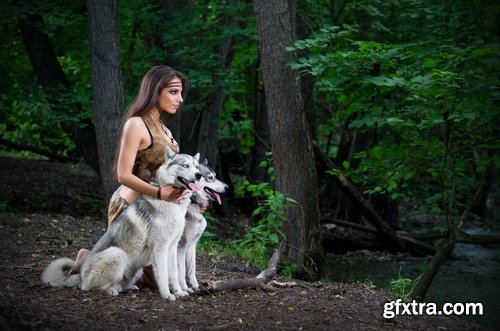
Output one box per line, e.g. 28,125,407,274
116,117,185,201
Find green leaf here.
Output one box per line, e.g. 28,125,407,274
365,76,406,87
470,47,500,59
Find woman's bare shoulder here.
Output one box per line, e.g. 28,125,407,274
125,116,145,126
124,116,147,133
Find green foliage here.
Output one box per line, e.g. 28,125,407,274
1,1,90,157
237,200,293,266
231,153,297,270
280,262,299,278
389,267,422,302
362,279,375,288
197,232,234,262
197,153,296,271
3,0,258,159
1,88,76,156
3,0,499,281
290,0,500,228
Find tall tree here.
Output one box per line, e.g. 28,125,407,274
18,10,100,174
253,0,323,277
87,0,123,202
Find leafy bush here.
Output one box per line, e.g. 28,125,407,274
234,153,297,269
289,0,500,229
389,267,422,302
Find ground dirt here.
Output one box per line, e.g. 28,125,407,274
0,157,491,330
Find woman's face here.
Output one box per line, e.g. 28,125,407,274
157,77,184,114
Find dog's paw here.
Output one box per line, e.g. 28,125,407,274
160,291,175,301
173,290,189,297
186,287,195,294
161,292,176,301
190,286,200,293
105,288,119,296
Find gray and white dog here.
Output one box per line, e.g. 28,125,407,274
42,148,201,301
177,160,228,293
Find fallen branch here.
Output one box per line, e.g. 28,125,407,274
271,280,297,288
397,235,436,256
322,219,436,256
0,138,79,163
204,247,280,294
405,230,500,245
322,218,378,234
456,232,500,245
313,143,409,253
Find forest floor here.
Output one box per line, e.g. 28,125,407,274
0,156,491,330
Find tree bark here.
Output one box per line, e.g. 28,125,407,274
249,55,272,183
253,0,323,277
87,0,123,202
18,13,100,174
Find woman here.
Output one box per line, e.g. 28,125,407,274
71,66,190,284
108,65,189,225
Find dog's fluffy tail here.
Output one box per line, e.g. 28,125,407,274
42,258,81,287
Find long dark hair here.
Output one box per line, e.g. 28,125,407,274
124,65,188,122
113,65,188,178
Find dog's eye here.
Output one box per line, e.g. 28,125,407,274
208,176,214,181
182,164,189,168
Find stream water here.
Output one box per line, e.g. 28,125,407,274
320,240,500,328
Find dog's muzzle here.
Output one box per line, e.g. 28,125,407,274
178,175,201,191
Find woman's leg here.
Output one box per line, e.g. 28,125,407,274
108,186,130,227
68,248,90,275
69,187,129,275
138,265,158,290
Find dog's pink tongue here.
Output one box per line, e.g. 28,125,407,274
214,192,222,205
188,181,200,191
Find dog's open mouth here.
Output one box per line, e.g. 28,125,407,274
177,177,200,191
204,187,222,205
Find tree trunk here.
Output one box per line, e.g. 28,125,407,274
249,66,271,183
253,0,323,277
412,183,488,301
87,0,124,203
18,13,100,175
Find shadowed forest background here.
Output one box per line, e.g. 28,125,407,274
1,0,499,329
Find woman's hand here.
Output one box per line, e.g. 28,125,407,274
159,185,189,204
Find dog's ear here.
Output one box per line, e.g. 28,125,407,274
165,147,176,160
203,158,209,166
194,153,200,161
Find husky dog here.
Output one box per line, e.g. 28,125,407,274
42,148,201,301
177,159,228,293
